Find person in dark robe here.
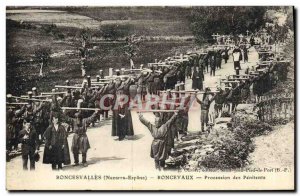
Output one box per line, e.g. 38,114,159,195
216,50,223,69
111,77,123,140
43,112,71,170
177,62,186,83
222,47,229,64
243,47,249,63
250,35,255,46
204,54,209,73
152,71,163,95
198,55,205,81
209,55,216,76
185,65,192,79
192,66,203,90
138,111,178,170
18,118,39,170
62,110,99,167
112,77,135,140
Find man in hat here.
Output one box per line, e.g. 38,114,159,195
138,111,178,170
195,88,215,132
18,117,39,170
62,110,99,167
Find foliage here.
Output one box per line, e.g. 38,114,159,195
7,19,36,30
123,34,143,60
188,6,267,44
200,119,272,169
264,8,294,43
34,46,51,66
41,23,65,40
99,24,133,41
267,117,290,126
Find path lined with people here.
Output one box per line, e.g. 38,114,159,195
7,46,260,188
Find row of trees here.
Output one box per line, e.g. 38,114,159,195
188,6,268,44
33,7,294,77
33,29,143,77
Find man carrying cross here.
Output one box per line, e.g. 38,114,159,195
138,111,178,171
62,110,99,167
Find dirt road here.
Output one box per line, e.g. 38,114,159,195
7,47,259,189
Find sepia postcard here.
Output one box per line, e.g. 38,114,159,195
6,6,295,191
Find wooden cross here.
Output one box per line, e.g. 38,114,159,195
55,85,83,89
7,102,29,105
135,109,178,113
41,92,67,95
61,107,101,111
10,95,51,102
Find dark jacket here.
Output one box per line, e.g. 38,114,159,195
43,124,71,165
18,127,38,155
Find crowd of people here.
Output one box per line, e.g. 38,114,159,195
6,33,288,171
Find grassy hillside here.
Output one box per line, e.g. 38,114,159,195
6,15,195,95
7,6,192,21
6,7,193,36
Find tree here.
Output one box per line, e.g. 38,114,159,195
77,29,91,76
264,7,294,44
123,34,143,69
34,46,51,77
188,6,267,45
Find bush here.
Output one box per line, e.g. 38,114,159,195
200,119,271,169
41,23,65,40
233,119,273,137
41,24,57,34
99,24,133,40
267,117,290,126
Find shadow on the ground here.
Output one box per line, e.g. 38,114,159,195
97,119,112,126
62,156,125,171
126,134,144,141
